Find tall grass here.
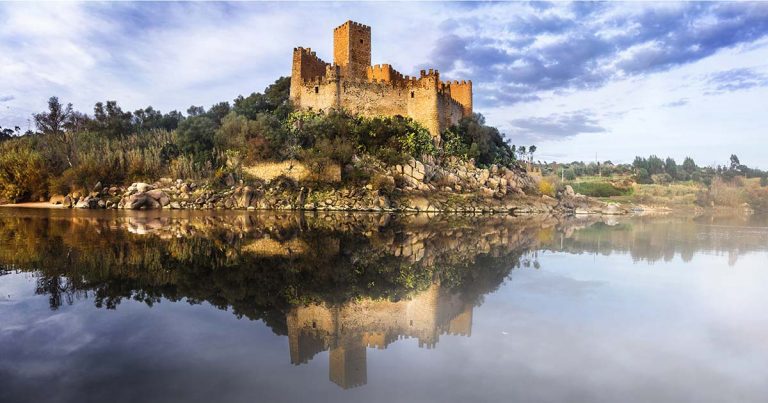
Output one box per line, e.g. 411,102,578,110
49,129,174,194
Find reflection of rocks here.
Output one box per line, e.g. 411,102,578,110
287,283,474,389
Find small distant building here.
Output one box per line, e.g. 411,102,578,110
290,20,473,137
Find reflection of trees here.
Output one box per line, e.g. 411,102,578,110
0,212,557,335
540,215,768,265
4,211,765,329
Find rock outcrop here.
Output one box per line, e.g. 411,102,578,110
51,159,625,216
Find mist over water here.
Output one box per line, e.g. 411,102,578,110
1,209,767,403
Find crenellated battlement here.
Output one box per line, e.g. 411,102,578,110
419,69,440,79
334,20,371,31
291,20,473,137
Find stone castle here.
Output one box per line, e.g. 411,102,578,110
290,20,473,137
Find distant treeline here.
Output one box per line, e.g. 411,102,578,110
540,154,767,186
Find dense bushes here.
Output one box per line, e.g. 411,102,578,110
0,142,47,202
441,114,516,167
286,110,435,167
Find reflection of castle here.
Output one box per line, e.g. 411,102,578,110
286,283,473,389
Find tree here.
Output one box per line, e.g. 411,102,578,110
33,97,75,167
517,146,527,161
233,77,292,120
730,154,740,171
186,105,205,117
34,97,71,137
564,168,576,181
0,126,19,141
636,168,652,184
647,155,664,175
176,115,217,163
442,114,515,166
132,106,163,132
206,102,231,125
633,156,648,171
664,157,678,179
90,101,133,139
682,157,697,174
528,145,537,163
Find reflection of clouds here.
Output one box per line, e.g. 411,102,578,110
511,269,604,298
468,250,768,402
1,308,94,358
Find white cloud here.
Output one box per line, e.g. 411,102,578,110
0,2,767,167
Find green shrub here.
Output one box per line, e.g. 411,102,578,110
563,168,576,181
571,182,630,197
287,110,435,166
441,114,515,167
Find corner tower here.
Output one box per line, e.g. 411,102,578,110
334,21,371,79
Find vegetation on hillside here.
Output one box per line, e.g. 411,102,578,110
536,153,768,211
0,77,523,203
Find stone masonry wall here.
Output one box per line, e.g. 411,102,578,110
290,21,474,137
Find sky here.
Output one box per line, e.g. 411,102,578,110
1,1,767,167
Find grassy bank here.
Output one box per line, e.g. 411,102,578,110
556,175,768,212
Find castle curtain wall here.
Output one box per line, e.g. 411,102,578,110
291,21,473,138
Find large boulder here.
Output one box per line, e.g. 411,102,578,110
74,197,90,209
74,196,100,209
145,189,170,207
129,193,161,210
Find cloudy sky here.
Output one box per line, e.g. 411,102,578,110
1,1,767,167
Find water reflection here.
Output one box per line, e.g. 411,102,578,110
0,209,767,398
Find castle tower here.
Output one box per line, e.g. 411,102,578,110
329,342,367,389
333,21,371,79
451,80,473,118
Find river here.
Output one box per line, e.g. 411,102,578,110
1,209,767,402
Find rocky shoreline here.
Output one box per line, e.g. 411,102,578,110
46,158,626,216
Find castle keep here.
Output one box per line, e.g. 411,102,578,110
290,20,473,137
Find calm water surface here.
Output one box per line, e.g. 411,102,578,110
1,209,767,403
